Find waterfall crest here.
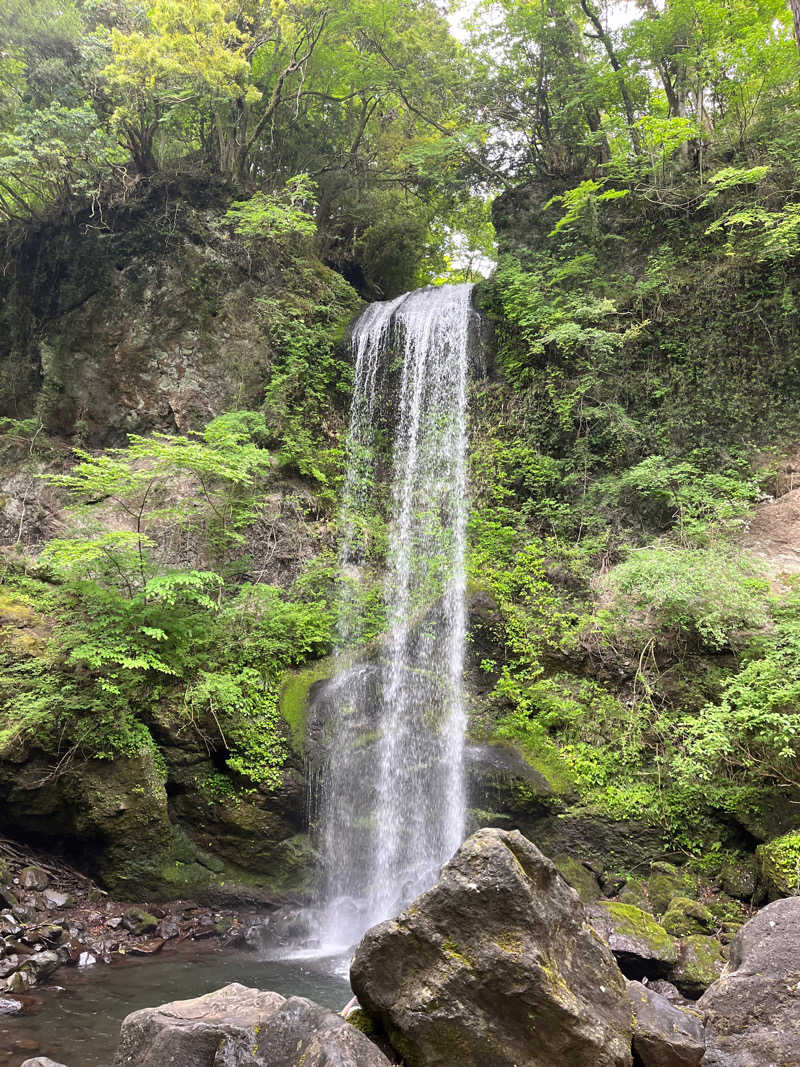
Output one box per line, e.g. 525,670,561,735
316,283,475,951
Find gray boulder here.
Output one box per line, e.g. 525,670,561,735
243,996,393,1066
699,897,800,1066
20,1060,69,1067
113,983,283,1066
627,981,704,1067
113,982,390,1067
351,827,633,1067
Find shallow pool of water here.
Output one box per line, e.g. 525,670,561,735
0,942,352,1066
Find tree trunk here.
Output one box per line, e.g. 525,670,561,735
579,0,642,156
790,0,800,57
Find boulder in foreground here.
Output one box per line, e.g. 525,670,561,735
112,982,390,1067
626,981,704,1067
350,827,633,1067
699,897,800,1066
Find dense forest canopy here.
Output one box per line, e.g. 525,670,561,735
2,0,799,285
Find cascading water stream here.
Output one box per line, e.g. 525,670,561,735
315,283,475,952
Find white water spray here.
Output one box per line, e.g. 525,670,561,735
316,283,474,951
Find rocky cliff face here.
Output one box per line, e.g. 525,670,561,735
1,178,300,445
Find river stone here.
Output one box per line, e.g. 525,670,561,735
350,827,633,1067
588,901,677,980
19,950,60,981
19,866,49,891
627,981,704,1067
20,1060,69,1067
42,889,74,910
112,983,391,1067
698,897,800,1066
122,907,158,936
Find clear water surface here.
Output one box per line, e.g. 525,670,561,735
0,943,351,1066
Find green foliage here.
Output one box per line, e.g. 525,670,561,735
677,585,800,791
258,263,360,493
46,410,272,571
186,669,285,788
595,456,760,544
225,176,317,246
546,180,629,239
597,546,770,653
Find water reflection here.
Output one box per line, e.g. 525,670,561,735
0,941,351,1066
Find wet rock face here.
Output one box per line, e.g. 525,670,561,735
112,983,390,1067
350,827,633,1067
698,897,800,1066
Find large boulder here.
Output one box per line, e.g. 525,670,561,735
244,996,393,1066
698,897,800,1066
112,983,390,1067
627,981,704,1067
671,935,726,998
350,827,633,1067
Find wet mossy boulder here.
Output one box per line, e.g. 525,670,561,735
661,897,715,938
553,854,602,903
719,858,759,902
670,935,726,998
123,907,159,936
648,862,698,915
618,877,651,912
351,828,633,1067
756,829,800,899
589,901,677,980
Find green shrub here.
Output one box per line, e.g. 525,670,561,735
596,546,770,652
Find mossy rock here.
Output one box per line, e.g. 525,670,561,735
553,854,602,903
719,857,759,902
670,934,726,998
705,894,747,927
347,1009,376,1036
597,901,677,962
648,861,699,915
279,658,336,754
661,896,715,937
756,830,800,899
618,876,651,912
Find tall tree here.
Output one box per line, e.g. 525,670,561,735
790,0,800,55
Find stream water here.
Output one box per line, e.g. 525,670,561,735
0,943,350,1066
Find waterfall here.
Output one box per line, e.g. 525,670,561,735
316,283,475,952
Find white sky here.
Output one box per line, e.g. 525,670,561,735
448,0,641,41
